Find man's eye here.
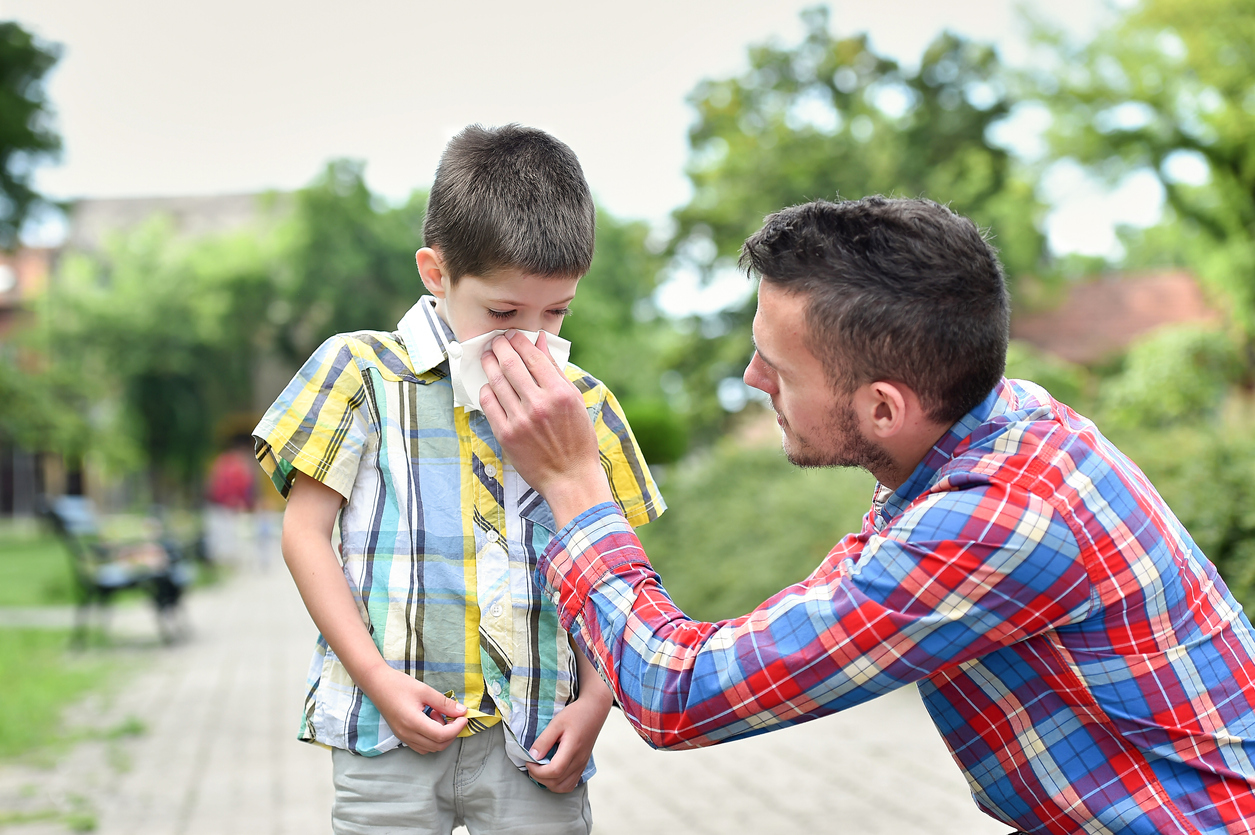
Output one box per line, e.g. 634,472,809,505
487,309,516,320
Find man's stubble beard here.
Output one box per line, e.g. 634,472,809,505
780,398,896,477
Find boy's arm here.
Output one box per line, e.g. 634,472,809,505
283,472,467,751
524,644,614,793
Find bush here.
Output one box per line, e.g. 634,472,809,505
1098,326,1240,430
1004,339,1090,410
621,398,689,465
1109,423,1255,613
636,440,874,622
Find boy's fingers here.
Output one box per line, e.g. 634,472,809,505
528,723,560,762
414,714,467,746
532,331,563,373
436,693,466,718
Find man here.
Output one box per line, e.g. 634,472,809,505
480,196,1255,834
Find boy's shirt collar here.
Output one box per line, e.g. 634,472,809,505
396,296,456,374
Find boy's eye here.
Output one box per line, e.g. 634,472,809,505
487,309,516,320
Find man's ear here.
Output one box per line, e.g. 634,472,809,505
860,381,910,440
415,247,449,298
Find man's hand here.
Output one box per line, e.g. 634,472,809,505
358,665,468,754
480,331,612,529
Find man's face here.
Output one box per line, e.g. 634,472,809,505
743,280,892,471
433,268,581,343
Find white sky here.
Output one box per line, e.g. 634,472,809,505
7,0,1143,280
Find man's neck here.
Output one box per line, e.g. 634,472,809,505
872,420,952,491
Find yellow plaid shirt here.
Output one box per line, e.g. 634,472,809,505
254,297,664,775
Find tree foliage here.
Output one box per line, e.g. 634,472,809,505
0,22,61,249
33,160,683,494
272,160,427,364
664,5,1045,439
676,6,1043,278
50,218,279,493
1035,0,1255,332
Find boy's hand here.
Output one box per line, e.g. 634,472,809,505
480,331,613,530
525,684,614,793
361,666,468,753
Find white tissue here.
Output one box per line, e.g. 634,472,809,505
446,329,571,413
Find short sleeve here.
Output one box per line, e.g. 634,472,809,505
252,335,372,501
590,384,666,528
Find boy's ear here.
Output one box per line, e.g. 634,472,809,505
415,247,450,298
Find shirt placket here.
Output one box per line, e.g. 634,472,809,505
468,413,514,720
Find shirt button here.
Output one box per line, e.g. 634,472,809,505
489,681,502,696
486,530,499,543
484,463,497,478
489,603,503,617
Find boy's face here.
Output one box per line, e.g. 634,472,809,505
416,248,580,342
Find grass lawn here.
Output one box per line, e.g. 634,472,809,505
0,527,77,607
0,524,148,763
0,628,120,759
638,438,876,623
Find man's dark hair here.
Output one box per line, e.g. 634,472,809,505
422,124,595,282
739,196,1009,425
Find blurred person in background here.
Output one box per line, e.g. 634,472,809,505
203,433,258,566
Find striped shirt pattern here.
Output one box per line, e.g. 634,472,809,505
538,378,1255,832
254,297,665,775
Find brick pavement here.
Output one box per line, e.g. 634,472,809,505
0,560,1010,834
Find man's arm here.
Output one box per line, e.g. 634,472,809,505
536,487,1090,751
478,332,1089,749
283,472,467,750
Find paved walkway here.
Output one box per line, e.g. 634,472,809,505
0,562,1010,834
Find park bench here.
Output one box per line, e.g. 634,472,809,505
42,496,197,646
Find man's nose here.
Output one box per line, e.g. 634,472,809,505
743,353,775,395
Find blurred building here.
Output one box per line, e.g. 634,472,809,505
1010,270,1220,366
65,192,287,253
0,247,58,516
0,193,290,517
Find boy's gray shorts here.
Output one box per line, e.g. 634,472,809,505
330,724,592,835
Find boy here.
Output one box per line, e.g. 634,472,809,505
253,124,665,834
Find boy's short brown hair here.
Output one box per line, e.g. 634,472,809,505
422,124,596,282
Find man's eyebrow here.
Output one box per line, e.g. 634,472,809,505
751,336,779,371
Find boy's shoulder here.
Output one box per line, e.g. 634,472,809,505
314,329,429,383
562,360,614,414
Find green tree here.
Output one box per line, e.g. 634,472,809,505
665,5,1046,439
562,209,688,463
1034,0,1255,335
0,22,61,248
50,218,279,496
40,161,686,493
272,160,427,364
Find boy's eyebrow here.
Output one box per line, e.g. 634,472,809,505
487,293,577,307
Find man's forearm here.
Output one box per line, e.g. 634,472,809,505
539,503,840,750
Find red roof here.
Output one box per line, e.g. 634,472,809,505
1010,271,1220,365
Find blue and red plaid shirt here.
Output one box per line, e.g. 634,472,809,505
538,379,1255,833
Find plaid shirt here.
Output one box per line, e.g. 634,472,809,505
254,297,664,774
539,379,1255,833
